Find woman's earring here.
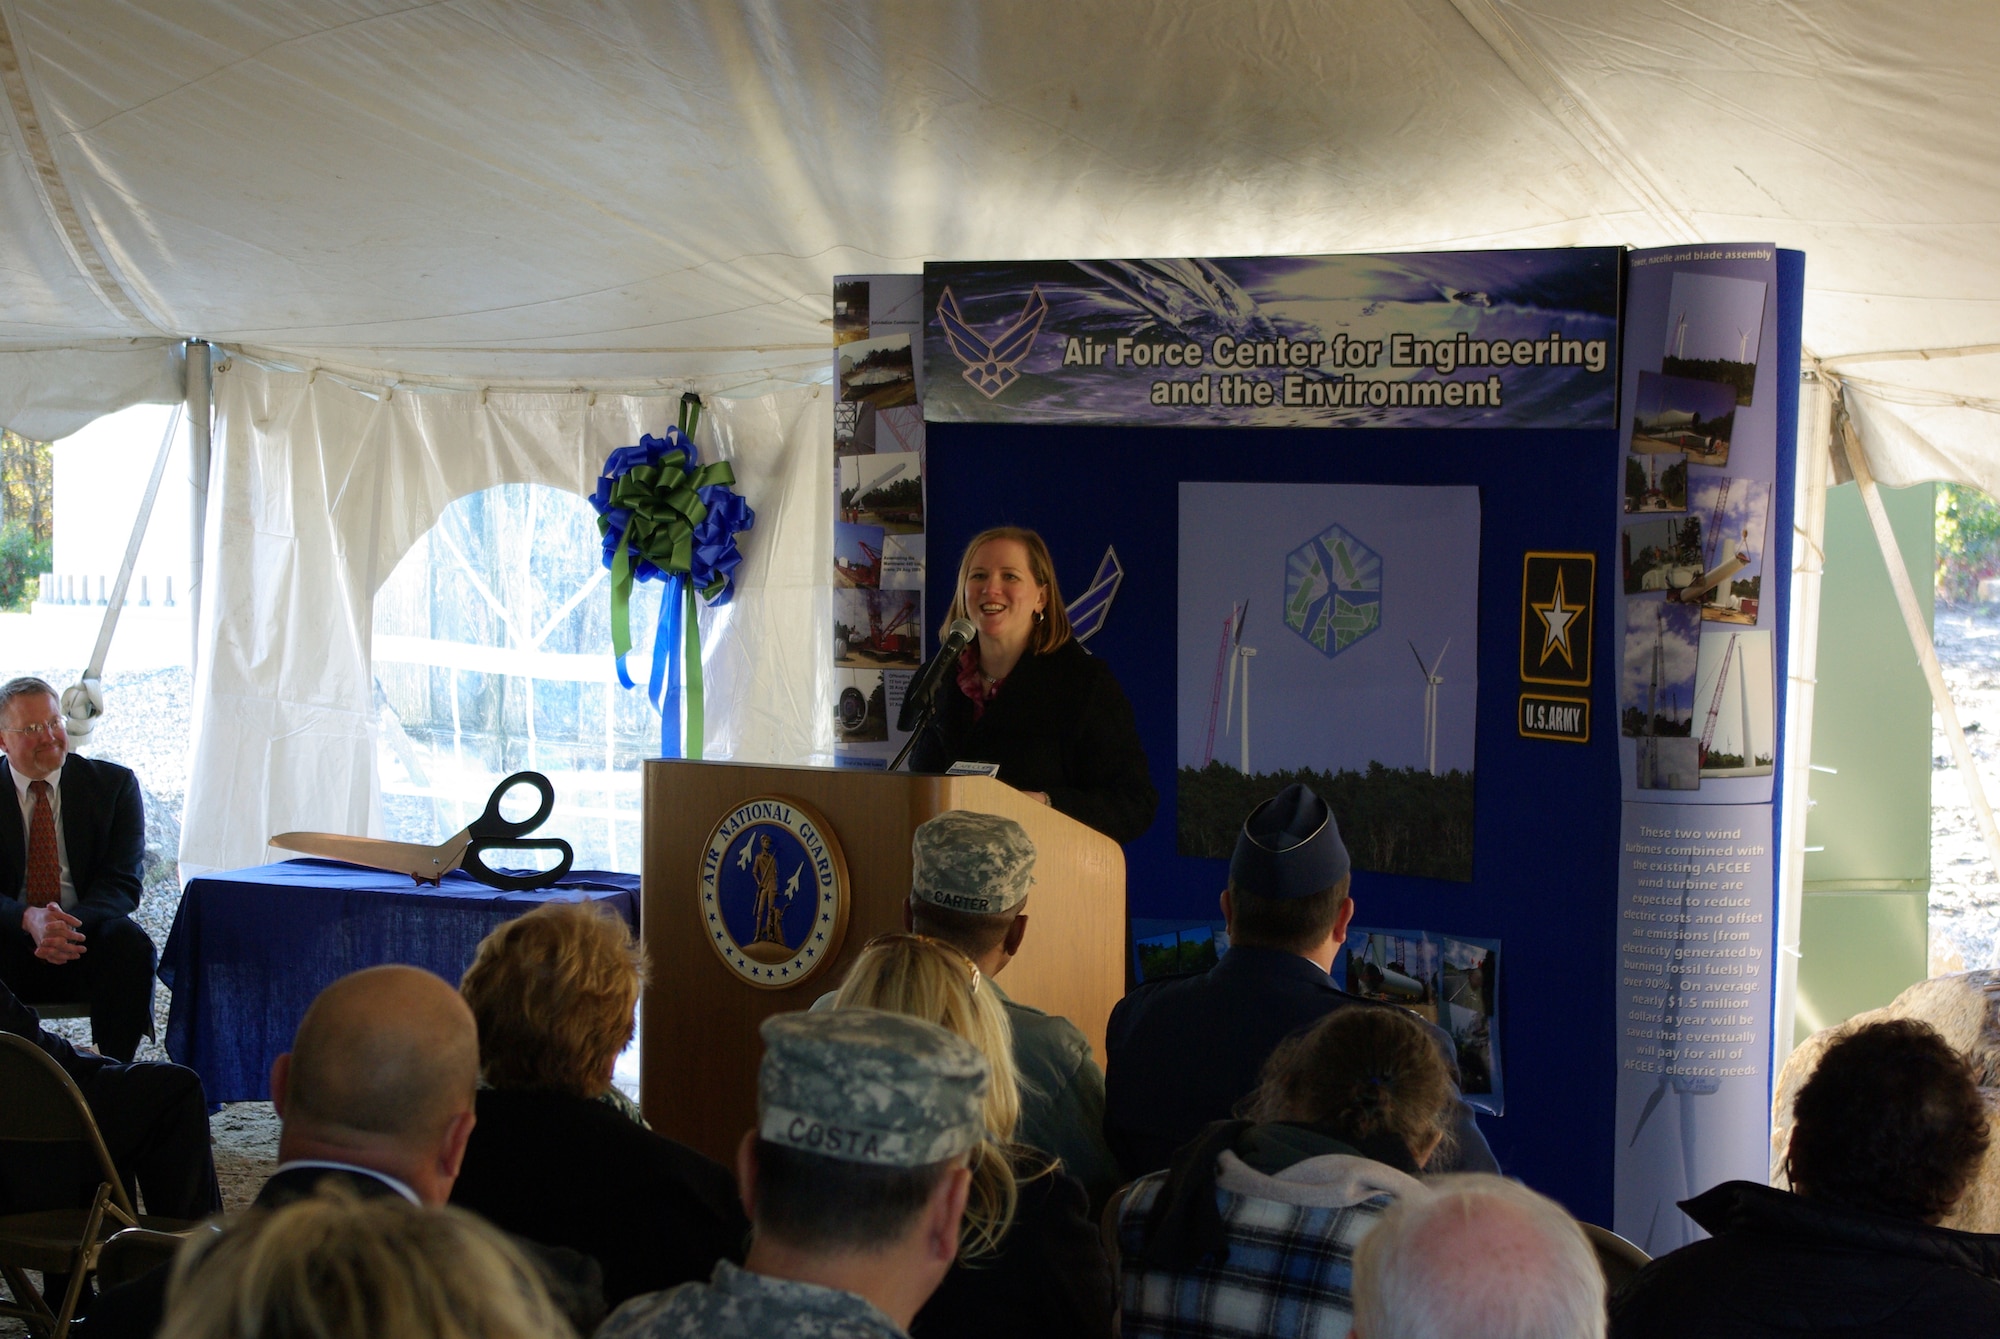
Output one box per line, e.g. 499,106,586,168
1035,608,1046,623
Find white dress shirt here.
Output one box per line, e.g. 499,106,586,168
270,1160,423,1205
10,763,75,909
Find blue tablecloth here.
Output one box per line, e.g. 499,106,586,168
161,858,639,1103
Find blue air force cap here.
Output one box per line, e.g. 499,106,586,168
1228,783,1350,900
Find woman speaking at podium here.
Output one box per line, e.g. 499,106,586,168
910,526,1157,843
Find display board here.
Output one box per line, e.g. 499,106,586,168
885,246,1802,1230
830,276,931,768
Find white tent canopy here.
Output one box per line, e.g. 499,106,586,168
3,0,2000,492
5,0,1997,961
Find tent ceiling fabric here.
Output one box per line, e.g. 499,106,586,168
4,0,2000,485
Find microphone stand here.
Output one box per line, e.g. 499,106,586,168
888,700,932,772
890,617,975,772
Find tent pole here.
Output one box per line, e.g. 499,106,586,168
186,340,211,673
1774,372,1831,1072
1834,392,2000,953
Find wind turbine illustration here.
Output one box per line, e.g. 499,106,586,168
1409,638,1449,776
1671,311,1688,359
1223,600,1257,775
1736,326,1750,362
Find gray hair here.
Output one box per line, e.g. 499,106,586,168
1352,1173,1605,1339
0,677,56,714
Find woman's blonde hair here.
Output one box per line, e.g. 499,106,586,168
831,935,1030,1258
941,526,1072,654
460,900,645,1098
159,1186,575,1339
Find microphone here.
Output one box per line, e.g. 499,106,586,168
897,618,977,733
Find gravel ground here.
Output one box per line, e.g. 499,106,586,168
1928,605,2000,974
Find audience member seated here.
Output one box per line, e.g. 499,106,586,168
1609,1018,2000,1337
447,900,747,1305
820,810,1121,1209
599,1010,984,1339
157,1185,576,1339
1352,1174,1606,1339
0,676,156,1061
1114,1004,1454,1338
832,933,1114,1339
1104,783,1495,1180
83,964,604,1338
0,972,219,1221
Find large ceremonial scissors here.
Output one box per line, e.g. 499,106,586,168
270,771,576,891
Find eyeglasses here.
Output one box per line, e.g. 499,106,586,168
0,720,62,739
862,932,982,996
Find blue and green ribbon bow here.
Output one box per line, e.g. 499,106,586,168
589,402,755,757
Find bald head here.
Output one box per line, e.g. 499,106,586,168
279,966,479,1148
1352,1174,1605,1339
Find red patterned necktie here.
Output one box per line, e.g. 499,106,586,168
25,779,59,908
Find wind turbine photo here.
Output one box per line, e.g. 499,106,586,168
1622,597,1700,739
1410,638,1449,776
1659,270,1767,405
1695,628,1774,776
1176,481,1481,881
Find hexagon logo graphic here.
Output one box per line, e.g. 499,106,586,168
1285,523,1382,657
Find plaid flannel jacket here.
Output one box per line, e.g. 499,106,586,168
1116,1151,1420,1339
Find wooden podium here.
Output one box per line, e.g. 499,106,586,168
640,760,1126,1165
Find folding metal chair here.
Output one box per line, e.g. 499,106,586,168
0,1033,199,1339
96,1226,208,1292
1579,1220,1652,1295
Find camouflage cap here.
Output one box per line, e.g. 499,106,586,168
910,810,1036,915
758,1008,990,1168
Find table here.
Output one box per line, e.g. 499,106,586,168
161,858,639,1103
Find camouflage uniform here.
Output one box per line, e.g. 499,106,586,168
909,810,1037,915
911,810,1123,1205
598,1009,990,1339
598,1261,906,1339
986,978,1122,1207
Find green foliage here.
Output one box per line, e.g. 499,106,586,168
0,522,50,611
1136,933,1220,982
1,430,53,536
1936,483,2000,603
0,431,52,613
1177,760,1475,882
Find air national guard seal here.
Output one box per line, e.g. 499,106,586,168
701,796,850,989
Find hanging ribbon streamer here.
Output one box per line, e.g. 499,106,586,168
589,396,755,758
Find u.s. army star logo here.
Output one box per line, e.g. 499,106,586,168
700,797,850,990
1520,552,1595,687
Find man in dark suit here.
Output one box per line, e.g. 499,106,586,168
0,676,154,1061
81,963,604,1338
0,972,219,1220
1103,783,1498,1179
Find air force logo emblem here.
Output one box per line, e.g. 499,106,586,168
936,285,1048,399
700,796,850,990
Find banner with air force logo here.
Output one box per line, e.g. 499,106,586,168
922,251,1621,428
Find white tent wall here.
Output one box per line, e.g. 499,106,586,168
179,363,830,877
1835,373,2000,498
0,343,184,443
